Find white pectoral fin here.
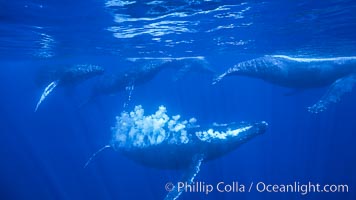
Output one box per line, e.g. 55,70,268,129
308,74,356,114
212,66,238,85
164,154,204,200
84,145,112,168
212,72,228,85
34,80,59,112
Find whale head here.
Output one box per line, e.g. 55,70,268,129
193,121,267,161
110,105,267,169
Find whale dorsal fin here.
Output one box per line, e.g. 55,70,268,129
308,74,356,113
164,154,204,200
34,80,59,112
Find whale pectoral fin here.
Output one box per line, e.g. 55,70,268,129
34,80,59,112
164,154,204,200
84,145,111,168
212,72,228,85
212,66,239,85
308,75,356,114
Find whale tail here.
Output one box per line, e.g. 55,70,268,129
34,80,59,112
84,145,112,168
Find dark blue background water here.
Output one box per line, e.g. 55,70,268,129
1,0,356,199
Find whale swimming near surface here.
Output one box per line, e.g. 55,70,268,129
85,105,267,200
87,57,214,102
34,64,104,112
213,55,356,113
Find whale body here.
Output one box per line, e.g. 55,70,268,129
89,57,214,100
214,55,356,113
55,64,104,85
35,64,104,112
86,105,267,200
91,61,168,97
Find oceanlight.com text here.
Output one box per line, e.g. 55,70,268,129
165,181,349,195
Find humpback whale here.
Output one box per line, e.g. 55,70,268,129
85,105,267,200
213,55,356,113
35,64,104,112
89,57,214,100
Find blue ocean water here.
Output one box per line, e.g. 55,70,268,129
1,0,356,199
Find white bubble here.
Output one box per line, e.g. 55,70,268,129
112,105,197,148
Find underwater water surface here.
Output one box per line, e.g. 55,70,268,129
0,0,356,200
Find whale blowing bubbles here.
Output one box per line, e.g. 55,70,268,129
85,105,267,200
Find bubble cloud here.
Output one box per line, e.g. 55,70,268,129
112,105,197,148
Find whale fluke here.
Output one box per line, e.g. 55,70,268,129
34,80,59,112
